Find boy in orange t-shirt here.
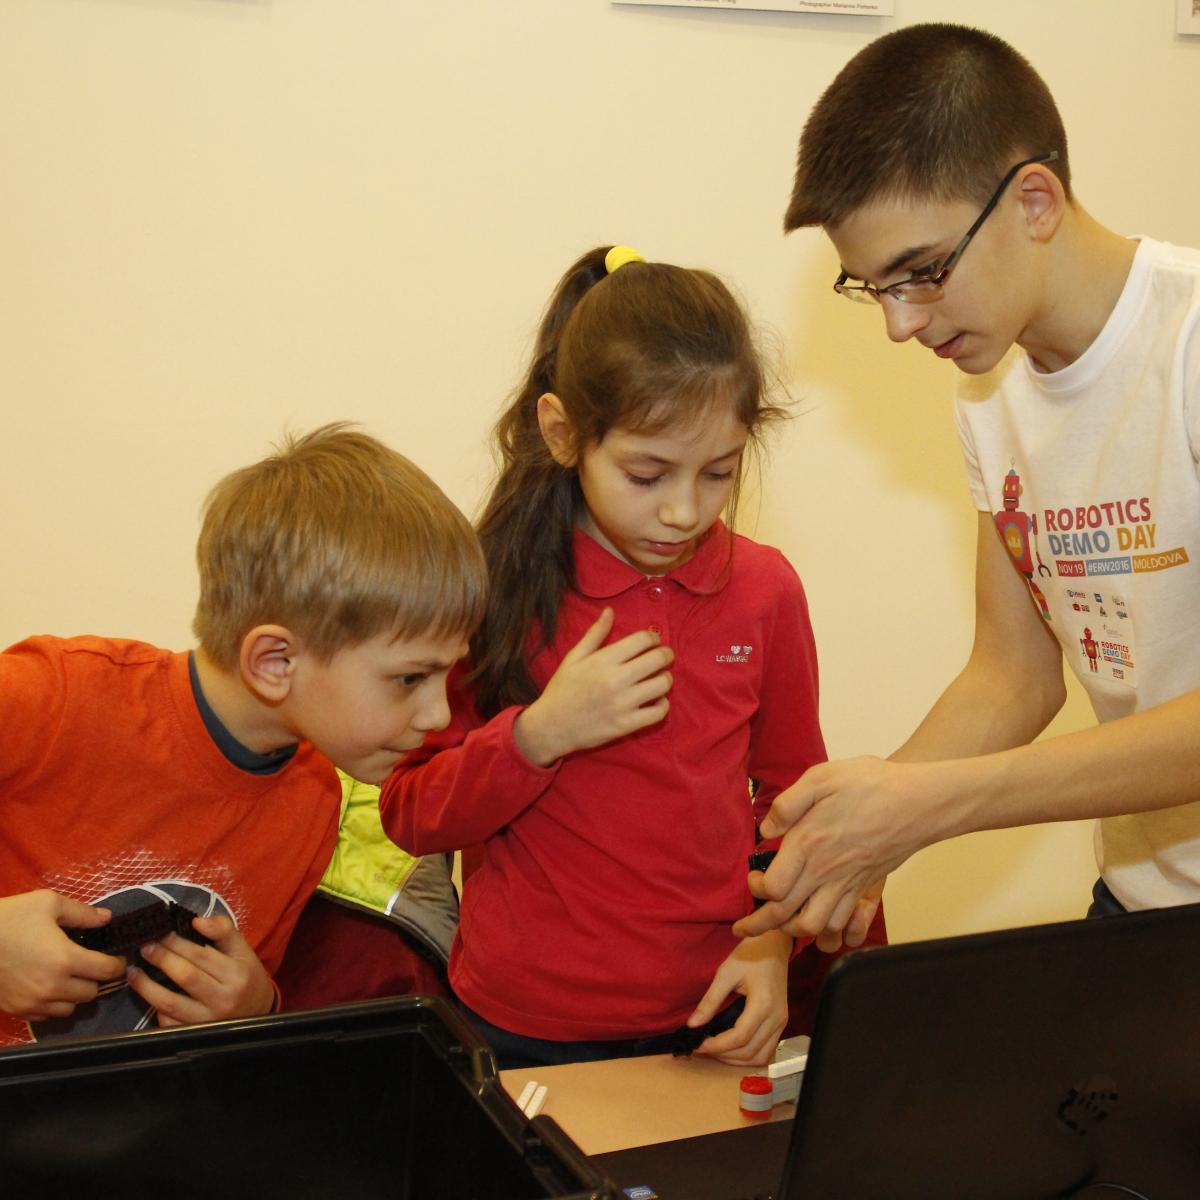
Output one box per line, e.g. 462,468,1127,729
0,424,485,1046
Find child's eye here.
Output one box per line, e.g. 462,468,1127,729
704,469,736,483
625,473,662,488
396,673,426,688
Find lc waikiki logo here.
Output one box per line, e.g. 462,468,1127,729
716,643,753,664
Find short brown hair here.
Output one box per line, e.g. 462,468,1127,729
784,23,1070,231
193,423,486,666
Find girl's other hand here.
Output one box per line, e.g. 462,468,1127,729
514,607,674,766
687,930,792,1067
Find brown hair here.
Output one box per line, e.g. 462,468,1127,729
193,423,486,666
784,23,1070,231
471,246,786,717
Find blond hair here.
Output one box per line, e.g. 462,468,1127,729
193,423,486,666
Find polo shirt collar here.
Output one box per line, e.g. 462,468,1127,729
573,520,732,599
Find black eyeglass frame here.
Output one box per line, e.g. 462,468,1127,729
833,151,1060,305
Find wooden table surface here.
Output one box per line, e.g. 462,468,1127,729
501,1052,794,1156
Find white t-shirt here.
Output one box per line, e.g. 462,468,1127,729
955,236,1200,910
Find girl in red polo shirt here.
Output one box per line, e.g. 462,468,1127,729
382,246,871,1067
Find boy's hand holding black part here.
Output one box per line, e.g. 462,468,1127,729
0,890,123,1021
747,847,777,906
126,913,276,1027
66,897,210,958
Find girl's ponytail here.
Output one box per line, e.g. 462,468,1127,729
470,247,612,717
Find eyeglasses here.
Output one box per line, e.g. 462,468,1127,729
833,151,1059,305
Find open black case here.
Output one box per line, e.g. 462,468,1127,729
0,994,620,1199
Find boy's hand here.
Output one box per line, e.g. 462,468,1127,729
514,607,675,766
734,757,924,941
126,914,275,1028
685,930,792,1067
0,890,124,1020
811,878,886,952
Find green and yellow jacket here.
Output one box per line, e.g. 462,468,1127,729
317,770,459,967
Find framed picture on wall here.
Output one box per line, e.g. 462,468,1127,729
614,0,895,13
1178,0,1200,35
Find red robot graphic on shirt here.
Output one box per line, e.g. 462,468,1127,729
994,467,1052,619
1080,627,1099,672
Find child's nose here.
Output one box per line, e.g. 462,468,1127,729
413,687,451,734
659,488,698,531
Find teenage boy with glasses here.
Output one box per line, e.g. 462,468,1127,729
735,22,1200,948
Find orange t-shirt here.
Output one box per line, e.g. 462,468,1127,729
0,636,340,1045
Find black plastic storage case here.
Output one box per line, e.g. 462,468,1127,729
0,994,620,1199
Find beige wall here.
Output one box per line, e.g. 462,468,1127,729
3,0,1197,943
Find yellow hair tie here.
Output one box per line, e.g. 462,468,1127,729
605,245,646,274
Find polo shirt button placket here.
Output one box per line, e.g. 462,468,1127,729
646,581,665,638
637,579,672,744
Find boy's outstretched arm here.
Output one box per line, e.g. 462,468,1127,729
126,914,275,1027
684,930,792,1068
738,514,1200,941
0,890,124,1020
736,514,1068,940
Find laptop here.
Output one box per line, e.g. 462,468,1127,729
594,901,1200,1199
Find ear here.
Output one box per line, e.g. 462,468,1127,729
239,625,299,703
536,392,579,468
1016,163,1066,244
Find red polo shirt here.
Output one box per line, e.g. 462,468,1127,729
381,523,826,1040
